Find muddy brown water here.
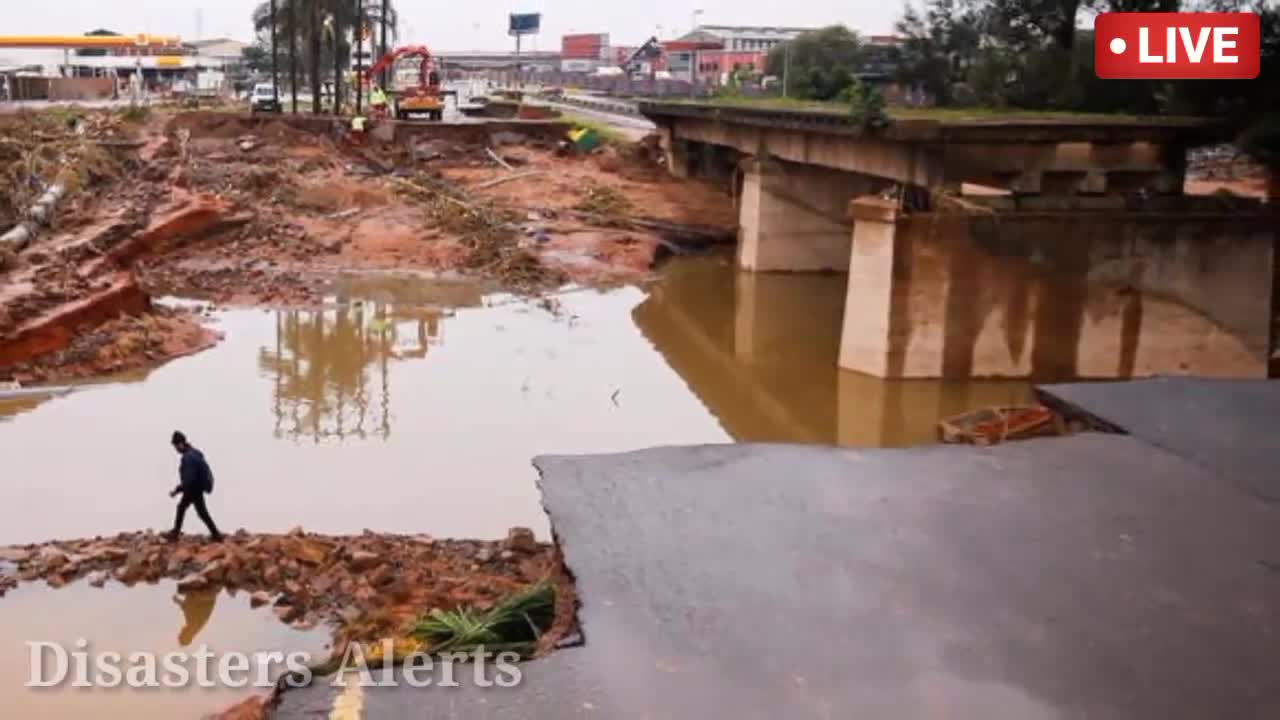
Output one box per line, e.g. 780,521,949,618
0,580,328,719
0,257,1031,546
0,256,1031,717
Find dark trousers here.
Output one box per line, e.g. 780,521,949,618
174,492,221,537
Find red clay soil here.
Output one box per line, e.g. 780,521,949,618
3,306,220,384
2,108,738,380
1184,177,1270,200
129,112,736,303
0,272,148,368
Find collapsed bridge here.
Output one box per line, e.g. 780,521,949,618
642,101,1277,380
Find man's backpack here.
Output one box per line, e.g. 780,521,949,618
201,459,215,495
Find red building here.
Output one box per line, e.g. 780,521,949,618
696,49,768,77
560,33,609,60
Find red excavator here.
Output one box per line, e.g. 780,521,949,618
364,45,447,121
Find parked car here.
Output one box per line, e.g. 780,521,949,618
250,83,281,113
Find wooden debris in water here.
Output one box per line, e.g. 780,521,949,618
938,404,1067,446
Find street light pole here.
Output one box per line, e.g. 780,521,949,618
783,42,790,98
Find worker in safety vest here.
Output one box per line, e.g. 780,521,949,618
370,86,388,119
350,114,368,143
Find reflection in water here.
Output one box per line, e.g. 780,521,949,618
260,303,446,442
0,260,1035,544
0,581,328,720
634,257,1033,447
177,590,218,647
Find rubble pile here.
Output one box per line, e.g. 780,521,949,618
389,171,568,291
0,526,555,645
0,109,138,228
1184,144,1270,199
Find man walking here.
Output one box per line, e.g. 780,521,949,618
166,431,223,542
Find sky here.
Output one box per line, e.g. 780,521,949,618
0,0,902,53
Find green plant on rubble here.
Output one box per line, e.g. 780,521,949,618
410,580,555,657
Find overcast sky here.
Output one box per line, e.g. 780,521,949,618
0,0,902,52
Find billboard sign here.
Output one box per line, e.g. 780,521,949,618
509,13,541,36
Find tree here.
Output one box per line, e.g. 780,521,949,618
984,0,1083,52
241,44,272,74
270,0,279,101
376,1,397,88
310,0,322,114
288,0,299,111
252,0,396,114
765,25,866,101
894,0,981,105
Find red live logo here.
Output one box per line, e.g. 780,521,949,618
1095,12,1260,79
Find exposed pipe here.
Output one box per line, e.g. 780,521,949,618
0,385,74,401
1,183,68,253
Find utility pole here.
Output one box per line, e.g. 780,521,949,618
379,1,389,90
355,0,363,114
288,0,298,113
782,41,790,98
270,0,279,105
515,34,522,89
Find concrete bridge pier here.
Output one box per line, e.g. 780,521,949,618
737,158,881,272
839,195,1277,380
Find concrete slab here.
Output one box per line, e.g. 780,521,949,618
275,437,1280,719
1039,377,1280,504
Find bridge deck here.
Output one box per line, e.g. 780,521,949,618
639,100,1232,145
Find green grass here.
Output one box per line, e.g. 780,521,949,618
410,580,556,657
661,95,1170,122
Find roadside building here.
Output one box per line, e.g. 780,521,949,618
560,33,609,73
694,25,811,53
187,38,248,73
664,25,811,84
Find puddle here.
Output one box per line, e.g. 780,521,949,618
0,257,1030,546
0,580,329,720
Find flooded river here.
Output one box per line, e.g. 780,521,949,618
0,255,1030,717
0,256,1030,546
0,581,328,719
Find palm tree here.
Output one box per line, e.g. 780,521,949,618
252,1,296,109
269,0,279,104
288,1,299,112
309,0,322,114
365,1,397,88
254,0,394,115
354,0,364,113
329,0,344,114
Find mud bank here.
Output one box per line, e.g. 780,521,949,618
0,108,735,382
1,527,559,648
2,304,218,384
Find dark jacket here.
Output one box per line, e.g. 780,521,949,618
179,447,215,495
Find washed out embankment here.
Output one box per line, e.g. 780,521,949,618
0,526,571,657
0,108,736,384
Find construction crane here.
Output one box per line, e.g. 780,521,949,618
364,45,451,121
624,37,664,78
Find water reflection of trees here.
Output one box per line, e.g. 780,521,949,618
258,303,444,442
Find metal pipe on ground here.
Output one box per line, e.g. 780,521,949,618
1,182,67,253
